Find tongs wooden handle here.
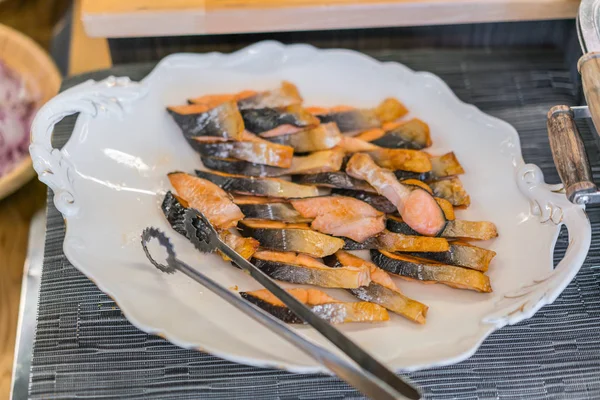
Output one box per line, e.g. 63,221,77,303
142,209,421,400
547,105,597,204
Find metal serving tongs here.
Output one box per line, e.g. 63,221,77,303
547,0,600,205
141,208,421,400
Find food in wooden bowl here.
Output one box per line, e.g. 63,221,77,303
0,24,60,199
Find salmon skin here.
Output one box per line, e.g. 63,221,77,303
386,215,498,241
187,82,302,110
367,148,432,173
361,119,432,150
342,230,450,253
346,153,447,237
191,139,294,168
240,288,388,324
317,108,380,135
168,172,244,230
201,149,343,178
290,195,386,242
429,178,470,207
194,170,319,198
371,250,492,293
167,100,244,141
201,156,285,178
239,220,345,257
238,202,312,223
250,250,371,289
313,98,408,135
237,81,303,110
331,189,397,214
293,172,376,192
241,105,319,137
324,251,428,324
161,191,192,237
404,242,496,272
392,170,432,182
266,122,342,152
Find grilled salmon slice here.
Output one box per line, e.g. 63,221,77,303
167,100,244,141
266,122,342,152
356,119,431,150
187,90,256,108
201,156,286,178
316,108,380,135
338,136,380,152
325,251,428,324
404,242,496,272
241,105,319,137
331,189,397,214
167,172,244,230
187,82,302,110
290,195,385,242
387,215,498,241
311,98,408,135
371,250,492,293
240,288,388,324
293,172,376,193
195,170,319,198
430,152,465,178
367,148,432,173
191,136,294,168
237,81,303,110
392,152,465,181
345,153,446,236
342,230,450,253
332,189,455,221
239,220,345,257
238,202,312,223
338,136,432,173
161,191,257,260
201,148,344,177
219,230,260,261
429,177,471,207
374,98,409,122
251,250,371,289
285,149,345,175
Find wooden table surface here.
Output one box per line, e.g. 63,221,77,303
0,180,46,398
81,0,581,38
0,0,70,398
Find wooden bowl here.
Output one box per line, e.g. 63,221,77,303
0,23,61,200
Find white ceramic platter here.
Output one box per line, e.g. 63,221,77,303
30,42,591,373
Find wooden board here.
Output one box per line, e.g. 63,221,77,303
70,0,112,75
81,0,580,39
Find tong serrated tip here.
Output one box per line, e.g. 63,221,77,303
183,208,220,253
141,227,177,274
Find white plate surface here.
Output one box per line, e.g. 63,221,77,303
29,42,591,373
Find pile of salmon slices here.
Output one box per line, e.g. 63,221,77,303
162,81,498,325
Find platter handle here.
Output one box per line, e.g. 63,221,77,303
29,76,147,216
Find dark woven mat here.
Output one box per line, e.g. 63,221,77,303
29,48,600,400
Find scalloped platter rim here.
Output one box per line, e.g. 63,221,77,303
29,41,591,373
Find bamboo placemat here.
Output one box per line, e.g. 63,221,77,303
28,48,600,399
